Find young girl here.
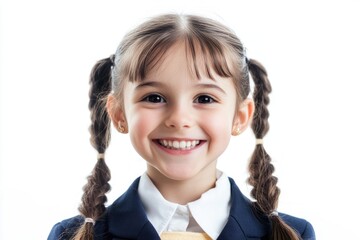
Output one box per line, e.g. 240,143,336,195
48,14,315,240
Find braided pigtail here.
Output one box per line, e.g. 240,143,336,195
247,59,301,240
72,56,114,240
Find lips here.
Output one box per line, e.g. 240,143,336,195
157,139,201,150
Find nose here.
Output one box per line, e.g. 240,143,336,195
164,103,193,129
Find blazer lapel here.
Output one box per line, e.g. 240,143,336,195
103,177,269,240
217,178,270,240
106,178,160,240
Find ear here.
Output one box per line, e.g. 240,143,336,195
106,94,128,133
232,98,254,136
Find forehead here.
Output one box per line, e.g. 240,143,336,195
133,42,237,96
147,41,197,80
144,39,236,83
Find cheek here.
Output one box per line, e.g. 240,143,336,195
128,109,158,142
203,110,233,138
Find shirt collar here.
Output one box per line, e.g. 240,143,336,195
138,171,231,239
138,173,178,234
188,171,231,239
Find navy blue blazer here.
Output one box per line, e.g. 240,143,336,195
48,177,315,240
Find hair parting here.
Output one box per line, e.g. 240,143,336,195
247,59,301,240
72,57,113,240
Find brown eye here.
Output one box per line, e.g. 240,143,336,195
142,94,166,103
194,95,215,104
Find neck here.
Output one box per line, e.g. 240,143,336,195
146,164,217,205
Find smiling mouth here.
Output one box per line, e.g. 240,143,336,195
156,139,202,150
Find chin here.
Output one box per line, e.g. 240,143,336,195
158,166,201,181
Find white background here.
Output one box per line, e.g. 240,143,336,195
1,0,360,239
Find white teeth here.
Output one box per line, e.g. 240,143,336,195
173,141,180,148
158,139,200,150
179,141,186,148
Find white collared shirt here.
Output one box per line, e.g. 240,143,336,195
138,171,231,239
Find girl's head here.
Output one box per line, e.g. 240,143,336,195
75,14,300,240
107,14,253,184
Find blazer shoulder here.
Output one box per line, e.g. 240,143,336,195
48,214,110,240
280,213,316,240
48,215,83,240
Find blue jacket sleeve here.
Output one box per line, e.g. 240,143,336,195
48,222,64,240
48,216,83,240
301,220,316,240
280,213,316,240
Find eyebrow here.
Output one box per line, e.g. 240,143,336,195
135,81,226,95
135,81,165,90
196,83,227,95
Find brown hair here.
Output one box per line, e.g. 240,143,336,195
73,14,300,240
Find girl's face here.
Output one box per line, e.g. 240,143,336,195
111,42,253,184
